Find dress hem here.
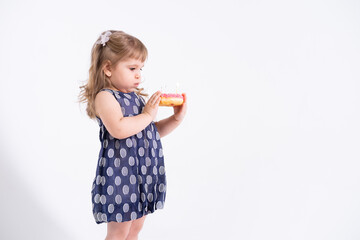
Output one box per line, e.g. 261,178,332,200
94,207,164,224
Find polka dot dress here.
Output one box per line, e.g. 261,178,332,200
91,89,167,224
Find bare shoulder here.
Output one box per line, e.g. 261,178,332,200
94,90,122,119
95,90,115,103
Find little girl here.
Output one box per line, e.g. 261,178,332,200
79,30,187,240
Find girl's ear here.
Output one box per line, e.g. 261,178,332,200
103,61,112,77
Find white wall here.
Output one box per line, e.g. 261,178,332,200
1,0,359,239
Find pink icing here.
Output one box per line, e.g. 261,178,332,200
161,93,183,98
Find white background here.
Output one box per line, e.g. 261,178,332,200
1,0,360,239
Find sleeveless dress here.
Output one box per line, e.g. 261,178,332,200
91,89,167,224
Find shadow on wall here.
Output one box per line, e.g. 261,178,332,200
0,152,73,240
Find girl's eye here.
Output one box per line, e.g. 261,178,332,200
130,67,143,71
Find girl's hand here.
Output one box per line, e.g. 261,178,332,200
173,93,187,121
143,91,161,120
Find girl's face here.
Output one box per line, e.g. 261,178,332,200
108,58,144,93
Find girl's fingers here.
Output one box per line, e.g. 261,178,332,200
153,92,161,104
182,93,187,103
149,91,161,105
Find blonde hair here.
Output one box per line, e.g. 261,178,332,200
79,30,148,119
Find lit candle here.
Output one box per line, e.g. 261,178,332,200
176,82,180,94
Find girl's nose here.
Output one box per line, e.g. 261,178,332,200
135,74,140,79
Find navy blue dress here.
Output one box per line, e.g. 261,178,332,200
91,89,167,224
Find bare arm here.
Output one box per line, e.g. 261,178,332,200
155,93,187,138
95,90,162,139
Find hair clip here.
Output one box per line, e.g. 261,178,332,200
96,31,112,46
